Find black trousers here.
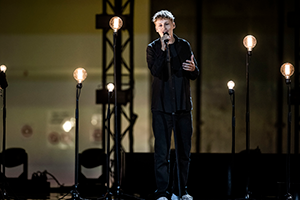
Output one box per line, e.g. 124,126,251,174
152,110,192,198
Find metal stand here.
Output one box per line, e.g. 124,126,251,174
0,88,8,199
0,71,9,199
98,90,113,200
228,88,235,198
284,80,293,200
109,31,144,200
244,51,253,200
63,83,83,200
166,42,181,200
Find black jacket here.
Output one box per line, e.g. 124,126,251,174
146,34,199,113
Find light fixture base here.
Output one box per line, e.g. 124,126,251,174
77,83,83,89
285,79,292,85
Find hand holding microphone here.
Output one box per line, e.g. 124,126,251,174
161,32,170,51
162,32,169,44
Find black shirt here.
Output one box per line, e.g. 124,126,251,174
146,35,199,113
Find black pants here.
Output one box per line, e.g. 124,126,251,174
152,110,192,199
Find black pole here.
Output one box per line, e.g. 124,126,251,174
0,88,7,198
103,90,113,200
0,70,8,198
165,42,181,199
245,51,252,199
228,88,235,197
285,81,293,200
71,83,82,200
113,31,121,198
2,88,6,176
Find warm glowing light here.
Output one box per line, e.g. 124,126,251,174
73,68,87,83
243,35,257,51
109,16,123,32
0,65,7,73
281,62,294,80
227,80,235,90
107,83,115,92
62,119,75,132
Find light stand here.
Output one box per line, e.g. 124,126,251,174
110,16,122,199
242,35,257,199
0,65,8,199
280,63,294,200
108,16,144,200
69,68,87,200
98,83,114,200
227,80,235,198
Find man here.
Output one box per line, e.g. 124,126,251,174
146,10,199,200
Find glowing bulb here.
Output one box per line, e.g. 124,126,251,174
243,35,257,51
281,62,294,80
109,16,123,32
73,68,87,83
227,80,235,90
62,120,74,132
0,65,7,73
107,83,115,92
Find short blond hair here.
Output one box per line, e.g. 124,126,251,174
152,10,175,23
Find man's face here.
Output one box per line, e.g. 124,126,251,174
154,18,175,38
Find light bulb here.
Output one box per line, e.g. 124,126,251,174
73,68,87,83
0,65,7,73
280,62,294,80
227,80,235,90
107,83,115,92
109,16,123,32
243,35,257,51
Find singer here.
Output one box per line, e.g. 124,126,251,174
146,10,199,200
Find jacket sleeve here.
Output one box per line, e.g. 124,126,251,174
146,41,166,77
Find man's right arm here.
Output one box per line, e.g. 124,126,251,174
146,42,166,77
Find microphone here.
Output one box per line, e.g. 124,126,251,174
163,32,169,44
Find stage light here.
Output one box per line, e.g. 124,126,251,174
227,80,235,90
62,119,74,132
0,65,7,73
280,62,294,200
109,16,123,32
227,80,236,196
243,35,257,52
243,34,257,199
73,68,87,83
107,83,115,92
280,62,294,80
